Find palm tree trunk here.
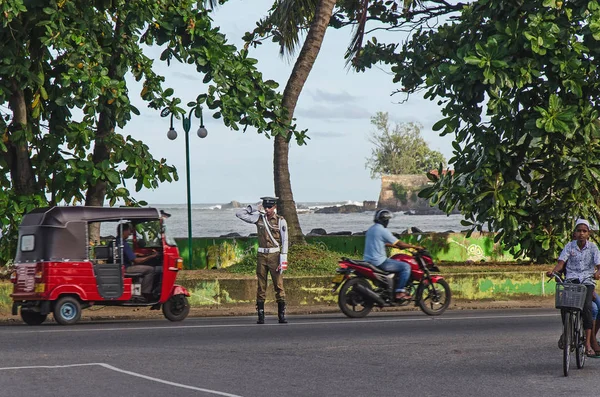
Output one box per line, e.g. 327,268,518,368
275,0,337,244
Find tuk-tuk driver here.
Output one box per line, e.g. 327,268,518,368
119,223,159,301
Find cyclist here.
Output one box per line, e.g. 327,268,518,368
547,219,600,357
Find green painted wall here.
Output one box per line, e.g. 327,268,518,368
176,232,517,270
0,272,556,312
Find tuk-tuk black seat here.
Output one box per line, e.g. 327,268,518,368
94,245,113,262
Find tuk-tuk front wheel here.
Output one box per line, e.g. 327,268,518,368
21,310,47,326
162,295,190,322
53,296,82,325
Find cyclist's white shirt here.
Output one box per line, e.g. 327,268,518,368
558,240,600,285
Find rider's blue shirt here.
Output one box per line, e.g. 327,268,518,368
120,238,136,267
363,223,399,266
558,240,600,285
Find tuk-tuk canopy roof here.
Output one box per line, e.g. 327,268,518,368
23,206,161,227
15,207,162,263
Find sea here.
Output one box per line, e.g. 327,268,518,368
156,201,467,238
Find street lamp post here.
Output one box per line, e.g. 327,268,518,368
165,106,208,268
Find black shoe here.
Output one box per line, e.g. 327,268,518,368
558,334,564,350
150,303,161,310
256,301,265,324
277,301,288,324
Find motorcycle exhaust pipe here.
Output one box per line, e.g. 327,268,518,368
355,284,385,306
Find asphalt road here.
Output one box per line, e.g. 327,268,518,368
0,309,598,397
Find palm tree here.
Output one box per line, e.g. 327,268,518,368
269,0,337,244
252,0,424,244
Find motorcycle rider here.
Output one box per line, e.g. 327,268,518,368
364,209,423,300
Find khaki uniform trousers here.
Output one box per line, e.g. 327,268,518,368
256,252,285,302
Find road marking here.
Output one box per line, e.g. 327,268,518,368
0,363,243,397
0,312,559,334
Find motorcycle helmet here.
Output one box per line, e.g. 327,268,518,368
374,209,393,228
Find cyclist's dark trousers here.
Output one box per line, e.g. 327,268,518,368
561,285,595,330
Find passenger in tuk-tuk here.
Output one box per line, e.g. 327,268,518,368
118,223,159,301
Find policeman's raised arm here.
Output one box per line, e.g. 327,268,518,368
236,205,260,224
279,218,288,255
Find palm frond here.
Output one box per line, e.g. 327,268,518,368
345,0,370,64
270,0,320,56
201,0,220,10
345,0,423,65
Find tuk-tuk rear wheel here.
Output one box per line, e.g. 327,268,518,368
162,295,190,322
53,296,82,325
21,310,47,326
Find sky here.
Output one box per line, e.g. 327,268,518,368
122,0,454,205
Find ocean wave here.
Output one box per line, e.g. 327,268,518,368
307,200,363,210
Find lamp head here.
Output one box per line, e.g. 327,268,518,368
167,127,177,140
197,126,208,139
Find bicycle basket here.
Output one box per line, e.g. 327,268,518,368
555,283,587,311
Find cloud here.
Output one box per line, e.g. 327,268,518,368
311,89,360,104
308,130,347,138
295,104,371,120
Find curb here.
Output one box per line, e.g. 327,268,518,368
0,297,556,324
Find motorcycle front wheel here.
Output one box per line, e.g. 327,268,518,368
338,278,374,318
417,279,451,316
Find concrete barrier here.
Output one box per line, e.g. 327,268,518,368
0,271,557,310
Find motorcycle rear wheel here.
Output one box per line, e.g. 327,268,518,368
417,279,451,316
338,278,374,318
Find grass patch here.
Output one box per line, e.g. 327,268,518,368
226,243,346,276
224,243,553,277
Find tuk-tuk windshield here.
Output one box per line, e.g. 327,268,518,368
163,225,177,247
135,221,162,248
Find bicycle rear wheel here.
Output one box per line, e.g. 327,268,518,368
575,311,586,369
563,311,572,377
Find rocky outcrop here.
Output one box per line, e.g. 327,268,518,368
363,201,377,211
307,228,327,236
221,201,243,209
315,204,363,214
220,232,242,238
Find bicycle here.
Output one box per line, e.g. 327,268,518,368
548,272,588,377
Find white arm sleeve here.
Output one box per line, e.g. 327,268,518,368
235,205,260,224
279,218,288,255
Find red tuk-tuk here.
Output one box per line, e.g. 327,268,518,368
10,206,191,325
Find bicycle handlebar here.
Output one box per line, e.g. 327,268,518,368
547,271,564,283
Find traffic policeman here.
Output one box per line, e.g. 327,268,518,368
236,196,288,324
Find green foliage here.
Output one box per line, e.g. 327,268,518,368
226,243,345,276
365,112,447,178
0,0,304,263
350,0,600,262
391,182,409,205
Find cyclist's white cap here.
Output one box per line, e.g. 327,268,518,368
575,219,591,230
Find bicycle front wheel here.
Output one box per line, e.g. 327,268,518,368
563,311,572,377
575,311,586,369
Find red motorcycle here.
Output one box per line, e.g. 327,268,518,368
331,249,451,317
